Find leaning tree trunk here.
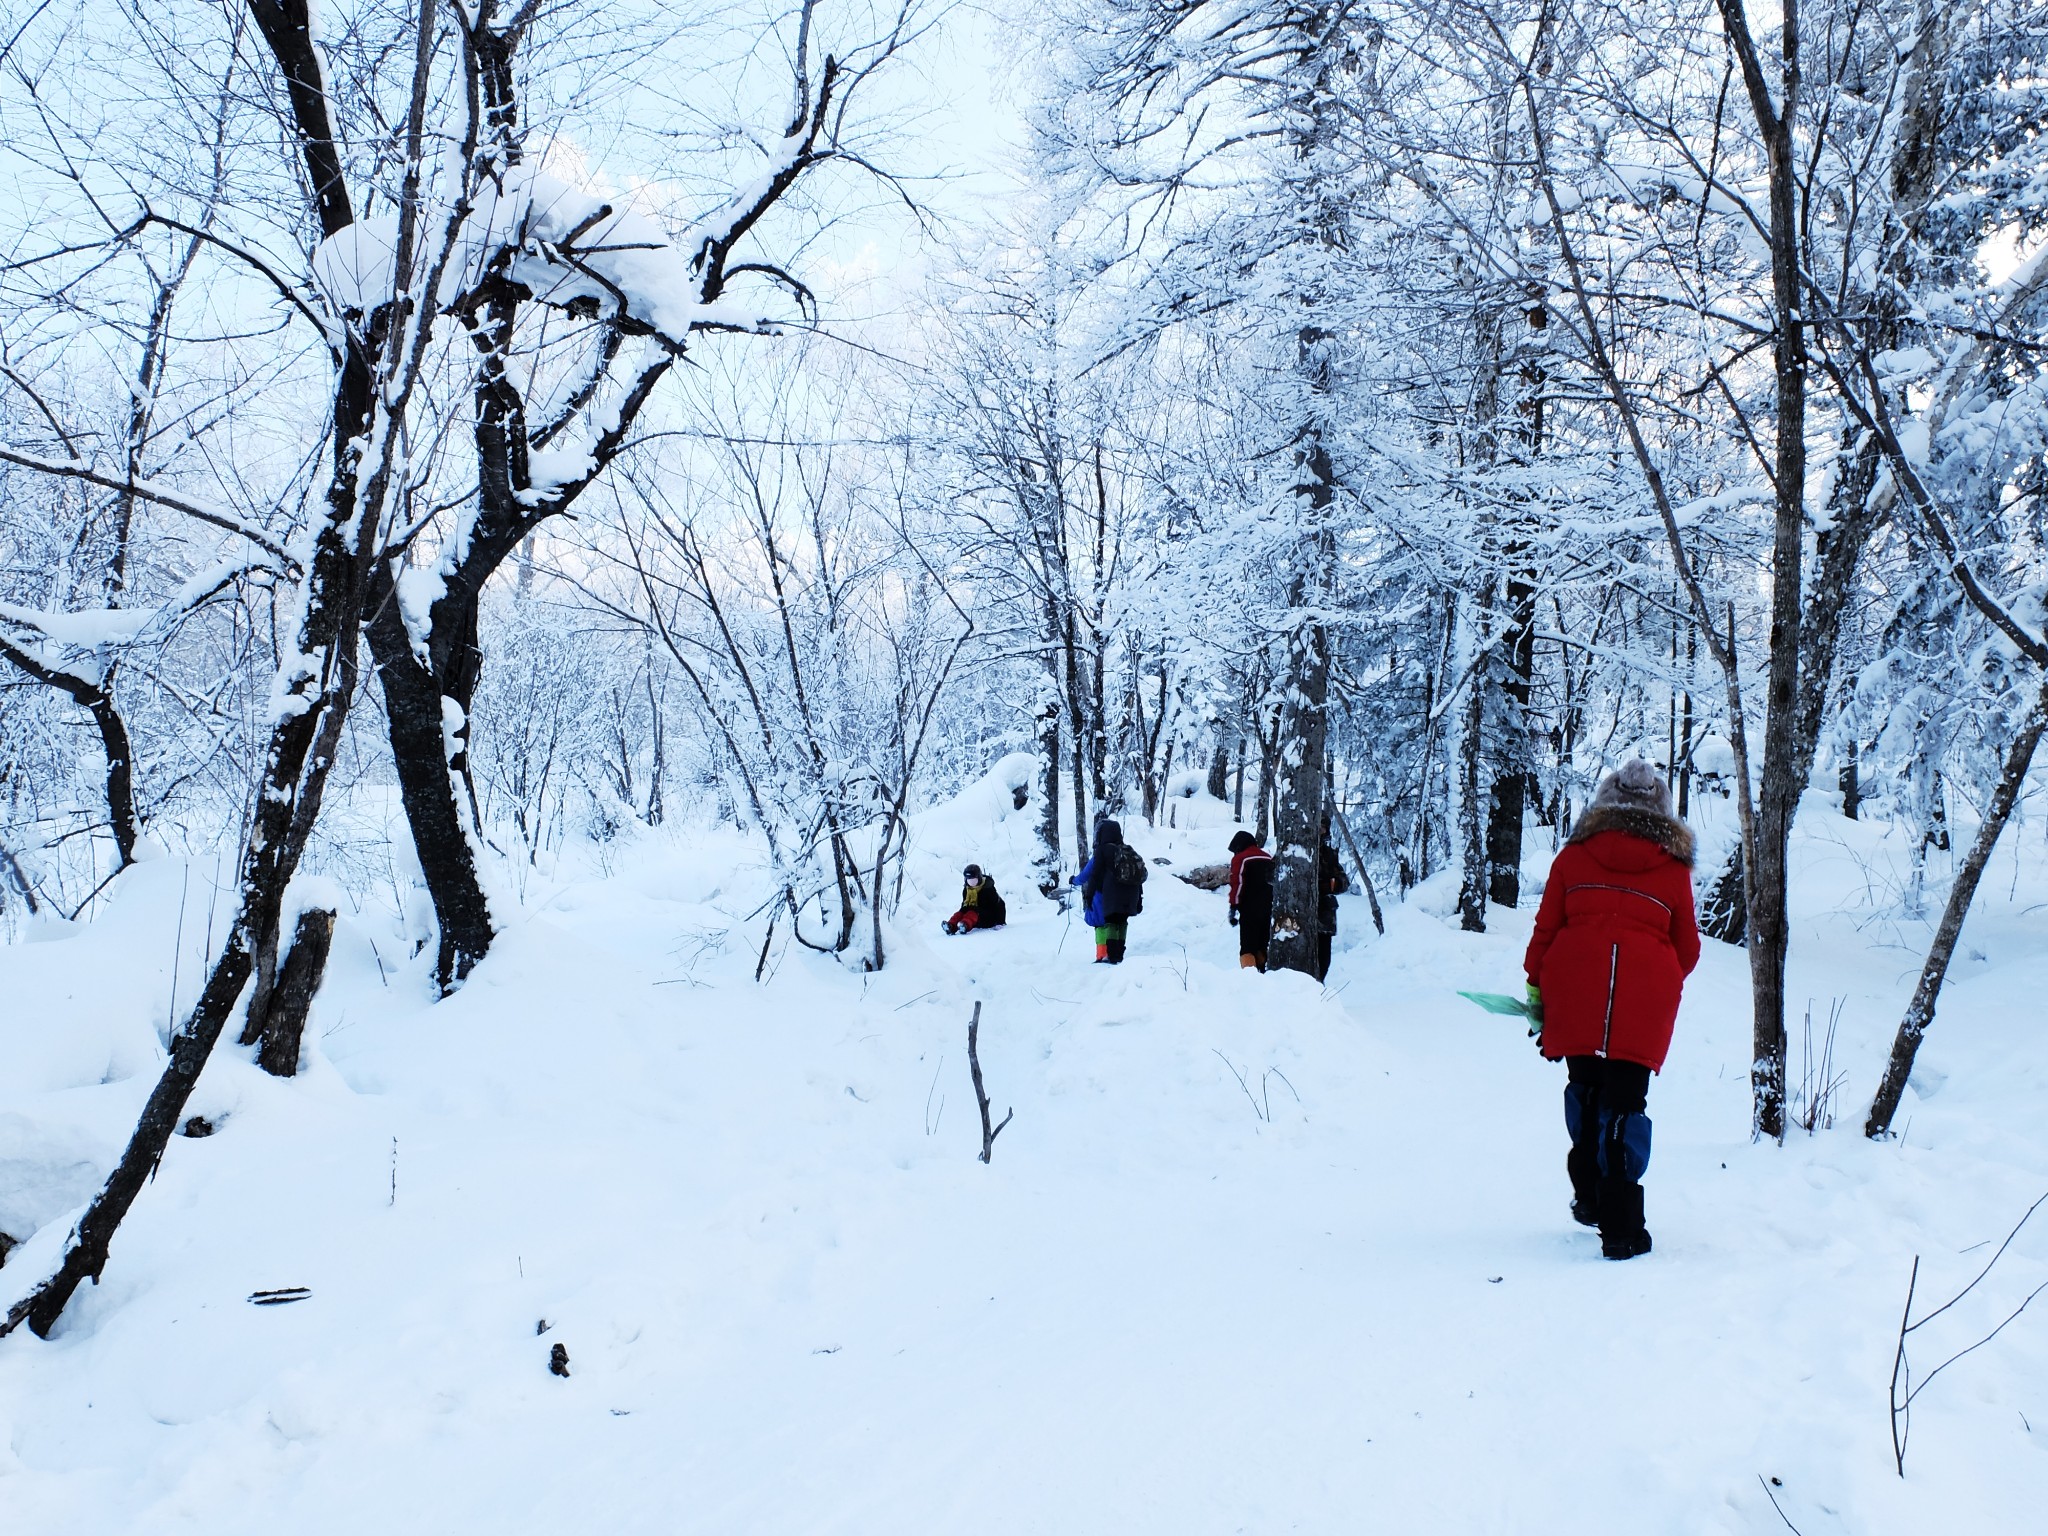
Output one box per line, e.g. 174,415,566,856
0,643,139,867
243,905,337,1078
4,334,384,1336
0,0,451,1337
1867,677,2048,1137
364,577,495,990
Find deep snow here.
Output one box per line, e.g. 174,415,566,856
3,767,2046,1533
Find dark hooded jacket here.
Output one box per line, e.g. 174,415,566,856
1523,805,1701,1072
1076,820,1144,924
957,874,1006,928
1317,843,1350,933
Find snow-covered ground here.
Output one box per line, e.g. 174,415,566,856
4,768,2046,1533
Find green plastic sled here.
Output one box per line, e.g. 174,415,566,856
1457,989,1534,1018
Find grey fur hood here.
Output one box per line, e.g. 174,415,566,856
1566,804,1696,867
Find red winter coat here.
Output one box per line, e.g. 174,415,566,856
1523,806,1701,1072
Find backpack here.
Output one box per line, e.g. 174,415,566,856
1112,842,1149,910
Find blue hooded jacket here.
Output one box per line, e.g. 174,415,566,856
1071,819,1142,924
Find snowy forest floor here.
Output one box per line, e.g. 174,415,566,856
4,769,2048,1534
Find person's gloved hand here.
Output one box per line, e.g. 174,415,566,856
1069,873,1081,888
1228,907,1239,927
1525,981,1544,1041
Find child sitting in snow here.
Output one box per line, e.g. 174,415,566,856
943,865,1007,934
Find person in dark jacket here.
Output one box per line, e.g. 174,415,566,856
943,865,1007,935
1070,819,1144,963
1227,831,1275,970
1524,759,1701,1260
1316,840,1350,981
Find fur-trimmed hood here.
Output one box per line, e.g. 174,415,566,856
1567,804,1695,867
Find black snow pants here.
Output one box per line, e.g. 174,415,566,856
1564,1055,1653,1253
1238,890,1272,967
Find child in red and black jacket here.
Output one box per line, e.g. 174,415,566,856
1227,831,1275,971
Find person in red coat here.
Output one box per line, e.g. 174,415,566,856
1524,759,1700,1260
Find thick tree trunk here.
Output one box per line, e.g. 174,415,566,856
1867,678,2048,1137
364,587,495,990
1206,730,1230,801
245,906,336,1078
6,330,380,1338
1485,771,1526,908
1701,844,1748,944
1268,619,1330,974
0,0,451,1336
1715,0,1810,1140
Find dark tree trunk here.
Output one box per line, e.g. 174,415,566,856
1038,696,1063,895
1269,584,1331,974
1457,672,1487,933
1329,798,1385,936
243,906,336,1078
364,584,495,990
1254,712,1279,845
1059,613,1092,866
1485,771,1526,908
1867,680,2048,1137
1207,730,1231,801
1484,580,1538,910
0,0,439,1337
6,311,379,1338
8,929,255,1337
1700,845,1748,944
0,644,139,867
1714,0,1813,1140
644,656,666,826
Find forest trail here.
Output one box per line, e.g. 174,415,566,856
4,797,2047,1533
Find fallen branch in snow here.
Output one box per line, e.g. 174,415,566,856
966,1001,1011,1164
1889,1188,2048,1475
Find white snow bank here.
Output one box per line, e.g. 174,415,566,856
1,793,2044,1533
